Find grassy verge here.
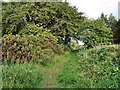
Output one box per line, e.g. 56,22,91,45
2,62,43,88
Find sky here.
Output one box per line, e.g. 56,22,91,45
66,0,120,19
3,0,9,2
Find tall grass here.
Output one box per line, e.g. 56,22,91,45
2,62,43,88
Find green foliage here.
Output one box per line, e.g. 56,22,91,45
2,2,85,45
69,40,77,50
107,14,117,28
112,19,120,44
1,34,65,64
2,62,43,88
57,45,119,88
77,46,119,88
98,13,120,44
78,19,113,48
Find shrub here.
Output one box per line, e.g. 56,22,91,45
1,34,65,65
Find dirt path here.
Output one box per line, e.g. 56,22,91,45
41,56,70,88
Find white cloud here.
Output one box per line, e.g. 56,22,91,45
4,0,9,2
66,0,119,19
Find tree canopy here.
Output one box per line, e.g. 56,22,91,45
2,2,85,45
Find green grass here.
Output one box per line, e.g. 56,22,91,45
42,52,70,68
2,52,71,88
57,53,93,88
2,62,43,88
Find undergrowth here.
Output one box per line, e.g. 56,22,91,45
57,45,120,88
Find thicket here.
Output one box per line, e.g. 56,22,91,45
75,13,120,48
1,34,65,64
97,13,120,44
57,45,120,88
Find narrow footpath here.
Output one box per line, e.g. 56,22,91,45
41,56,71,88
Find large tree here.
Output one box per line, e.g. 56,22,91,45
2,2,85,45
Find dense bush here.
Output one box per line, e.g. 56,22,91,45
1,34,65,64
57,45,119,88
2,62,43,88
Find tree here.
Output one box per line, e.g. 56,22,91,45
78,19,113,48
113,19,120,44
2,2,85,45
108,13,117,28
99,13,118,44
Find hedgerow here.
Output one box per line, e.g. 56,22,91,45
1,34,65,65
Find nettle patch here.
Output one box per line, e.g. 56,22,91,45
1,34,65,65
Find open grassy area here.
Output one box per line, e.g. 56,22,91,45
2,45,120,88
